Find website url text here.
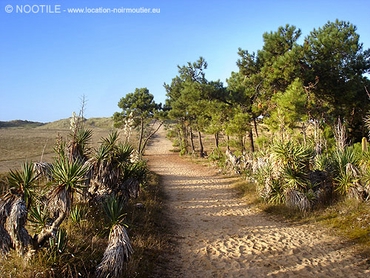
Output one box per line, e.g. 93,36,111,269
4,5,161,14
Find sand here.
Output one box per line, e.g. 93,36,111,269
146,127,370,277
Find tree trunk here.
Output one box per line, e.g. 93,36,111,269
189,127,195,154
239,135,245,153
179,123,188,155
141,121,163,155
138,118,145,154
198,131,204,157
248,128,255,153
253,117,259,138
35,208,67,248
214,132,219,148
35,188,70,248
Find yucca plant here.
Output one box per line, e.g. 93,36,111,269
5,197,31,256
7,162,39,208
90,133,134,196
102,195,127,227
332,147,362,198
118,160,148,199
28,203,49,233
332,147,360,177
0,162,38,256
285,188,313,212
282,166,310,190
335,171,356,196
35,158,89,247
0,224,11,256
313,153,334,172
51,158,89,194
96,195,133,278
267,179,285,204
69,128,93,161
33,162,53,182
0,194,14,256
253,156,278,201
100,130,120,150
272,140,313,172
115,143,134,169
359,151,370,199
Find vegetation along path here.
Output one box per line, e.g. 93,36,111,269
146,128,369,278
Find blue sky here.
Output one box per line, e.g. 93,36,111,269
1,0,369,122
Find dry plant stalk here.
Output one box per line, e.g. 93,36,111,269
5,197,31,255
95,224,134,278
334,117,347,152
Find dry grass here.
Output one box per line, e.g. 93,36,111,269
0,169,167,278
0,118,168,277
0,118,115,173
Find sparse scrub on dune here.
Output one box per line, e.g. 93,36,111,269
0,111,161,278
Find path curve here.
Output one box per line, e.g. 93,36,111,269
146,127,369,278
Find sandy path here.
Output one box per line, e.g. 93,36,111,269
146,128,370,278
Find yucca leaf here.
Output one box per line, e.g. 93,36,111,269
7,162,38,207
52,159,89,191
28,203,48,232
103,195,126,227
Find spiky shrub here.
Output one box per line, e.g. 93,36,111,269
119,160,148,199
272,141,313,174
331,147,362,198
252,141,324,212
5,197,31,256
208,147,225,167
95,224,133,278
89,131,135,198
267,179,286,204
254,157,281,203
69,128,93,161
0,162,38,256
7,162,39,208
102,195,127,227
313,153,334,172
35,158,89,247
96,195,133,278
1,115,150,275
358,151,370,199
28,203,48,233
